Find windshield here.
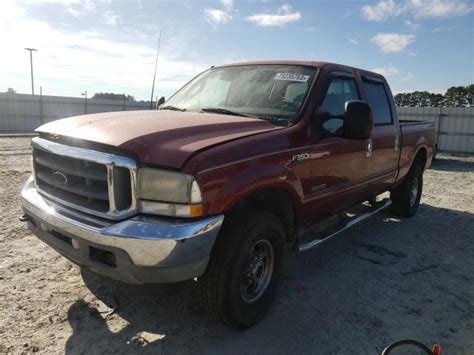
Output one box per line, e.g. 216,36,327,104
164,64,317,124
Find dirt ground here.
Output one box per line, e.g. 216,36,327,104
0,137,473,354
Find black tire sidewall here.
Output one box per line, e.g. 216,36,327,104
218,212,286,328
407,164,423,215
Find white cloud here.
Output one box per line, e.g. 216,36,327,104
348,38,359,44
362,0,401,22
432,26,454,32
362,0,473,21
220,0,233,12
104,10,119,25
371,66,415,81
414,0,472,18
204,8,232,24
371,66,401,77
399,72,415,81
246,4,301,27
0,1,207,99
371,33,415,52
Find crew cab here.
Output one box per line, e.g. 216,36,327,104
20,61,434,328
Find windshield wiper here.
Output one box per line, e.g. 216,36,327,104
259,117,291,126
160,105,186,112
200,107,253,118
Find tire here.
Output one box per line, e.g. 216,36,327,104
390,162,423,218
197,210,286,329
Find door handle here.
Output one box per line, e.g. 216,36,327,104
366,138,373,158
394,134,400,151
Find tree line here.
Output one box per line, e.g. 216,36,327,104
395,85,473,107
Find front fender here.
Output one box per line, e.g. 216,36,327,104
208,163,302,214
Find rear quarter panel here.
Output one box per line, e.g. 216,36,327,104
396,122,435,185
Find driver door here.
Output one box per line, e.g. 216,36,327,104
302,74,371,224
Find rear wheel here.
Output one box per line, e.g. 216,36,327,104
391,162,423,217
197,211,286,328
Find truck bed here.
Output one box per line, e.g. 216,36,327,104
397,120,436,180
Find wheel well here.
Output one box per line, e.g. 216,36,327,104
413,147,427,169
229,187,296,242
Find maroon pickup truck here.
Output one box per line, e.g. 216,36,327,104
21,61,434,328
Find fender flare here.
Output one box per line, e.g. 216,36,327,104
210,163,302,215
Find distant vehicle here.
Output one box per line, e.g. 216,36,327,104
21,61,434,328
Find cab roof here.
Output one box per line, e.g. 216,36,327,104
214,60,386,81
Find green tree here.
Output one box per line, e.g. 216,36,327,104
396,85,473,107
92,93,136,101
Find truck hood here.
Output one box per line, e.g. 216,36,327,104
36,110,281,168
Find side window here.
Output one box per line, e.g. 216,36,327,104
363,81,392,125
319,78,359,116
315,77,359,137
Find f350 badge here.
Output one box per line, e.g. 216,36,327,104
291,153,310,163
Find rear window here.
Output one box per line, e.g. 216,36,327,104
363,81,392,125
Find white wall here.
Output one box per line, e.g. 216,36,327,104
0,92,149,133
398,107,474,154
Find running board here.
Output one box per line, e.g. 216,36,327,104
297,199,392,252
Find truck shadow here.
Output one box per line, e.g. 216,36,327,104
65,203,474,354
429,156,474,172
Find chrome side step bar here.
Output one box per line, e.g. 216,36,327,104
297,199,392,252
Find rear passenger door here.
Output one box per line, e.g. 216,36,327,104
362,76,400,195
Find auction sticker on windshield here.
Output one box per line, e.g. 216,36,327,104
274,73,310,82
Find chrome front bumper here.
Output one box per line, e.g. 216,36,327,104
21,177,224,284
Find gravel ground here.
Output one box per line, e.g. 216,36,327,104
0,137,473,354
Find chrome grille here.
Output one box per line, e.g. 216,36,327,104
32,137,137,220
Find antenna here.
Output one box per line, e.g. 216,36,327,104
149,30,162,109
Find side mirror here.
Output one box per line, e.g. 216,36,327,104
156,96,165,109
343,100,373,140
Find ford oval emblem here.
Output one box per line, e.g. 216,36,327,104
52,171,68,185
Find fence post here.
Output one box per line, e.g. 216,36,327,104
436,107,449,152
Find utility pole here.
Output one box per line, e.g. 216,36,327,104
149,30,162,109
24,48,37,95
81,90,88,114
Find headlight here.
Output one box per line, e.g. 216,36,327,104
137,168,203,218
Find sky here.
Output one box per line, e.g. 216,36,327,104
0,0,473,101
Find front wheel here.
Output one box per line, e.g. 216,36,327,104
196,211,286,328
390,162,423,218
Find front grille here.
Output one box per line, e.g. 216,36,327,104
32,137,137,220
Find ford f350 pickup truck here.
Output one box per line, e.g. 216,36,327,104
21,61,434,328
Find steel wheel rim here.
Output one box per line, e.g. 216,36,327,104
239,239,274,304
410,176,419,206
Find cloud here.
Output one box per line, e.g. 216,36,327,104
204,8,232,24
362,0,473,21
104,10,119,25
348,38,359,44
371,66,401,77
399,72,415,81
432,26,454,32
362,0,401,21
415,0,472,18
371,66,415,81
246,4,301,27
0,1,207,99
220,0,233,12
371,33,415,52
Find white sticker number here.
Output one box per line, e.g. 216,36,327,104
274,73,310,82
